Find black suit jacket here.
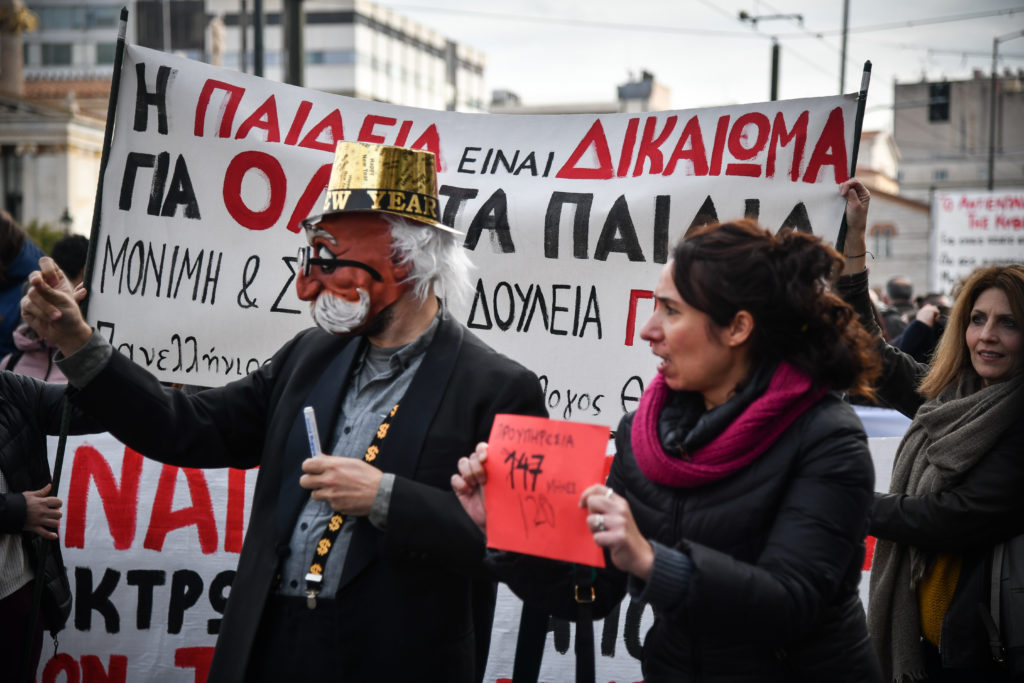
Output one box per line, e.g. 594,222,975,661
69,315,547,681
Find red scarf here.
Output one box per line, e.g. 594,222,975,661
631,362,826,487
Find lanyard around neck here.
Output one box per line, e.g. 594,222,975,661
304,403,399,609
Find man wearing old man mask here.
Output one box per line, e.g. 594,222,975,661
22,141,547,682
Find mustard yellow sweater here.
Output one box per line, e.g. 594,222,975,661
917,553,963,646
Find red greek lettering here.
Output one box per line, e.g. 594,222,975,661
234,95,282,143
725,112,770,177
194,80,245,138
556,120,614,180
625,289,654,346
143,466,218,554
222,151,288,231
66,446,143,550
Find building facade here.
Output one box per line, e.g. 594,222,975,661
853,129,932,292
206,0,486,111
21,0,486,113
0,93,104,236
4,0,486,231
859,188,932,296
489,70,670,115
0,0,105,234
893,70,1024,201
843,129,933,292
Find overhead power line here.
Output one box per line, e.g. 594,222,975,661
387,4,754,37
387,2,1024,91
859,42,1024,60
776,7,1023,38
691,0,740,23
924,48,1024,59
389,4,1021,41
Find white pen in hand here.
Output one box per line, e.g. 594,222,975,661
303,406,322,458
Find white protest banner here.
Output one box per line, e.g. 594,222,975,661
930,189,1024,293
43,433,897,683
38,433,254,683
87,44,859,429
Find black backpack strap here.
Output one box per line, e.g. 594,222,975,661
511,563,599,683
573,565,596,683
2,350,23,371
980,543,1008,664
512,602,548,682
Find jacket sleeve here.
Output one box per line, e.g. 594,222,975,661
836,271,927,418
21,373,103,438
0,374,69,532
0,492,27,533
894,320,938,365
384,360,549,576
871,422,1024,552
676,410,875,643
65,333,290,470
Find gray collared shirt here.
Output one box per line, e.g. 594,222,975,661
277,312,440,598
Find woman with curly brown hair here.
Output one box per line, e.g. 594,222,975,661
838,178,1024,682
453,199,884,681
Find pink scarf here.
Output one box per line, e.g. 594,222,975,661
631,362,827,487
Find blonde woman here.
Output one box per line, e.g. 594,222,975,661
839,178,1024,682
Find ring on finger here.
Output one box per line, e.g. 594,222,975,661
595,514,607,532
604,488,614,500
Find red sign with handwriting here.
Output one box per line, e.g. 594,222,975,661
485,414,610,567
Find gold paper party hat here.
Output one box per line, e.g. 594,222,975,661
303,141,459,234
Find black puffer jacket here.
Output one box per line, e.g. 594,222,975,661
0,371,97,618
497,391,881,682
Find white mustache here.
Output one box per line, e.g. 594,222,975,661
311,290,370,334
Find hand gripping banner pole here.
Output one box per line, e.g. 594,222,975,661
836,60,872,254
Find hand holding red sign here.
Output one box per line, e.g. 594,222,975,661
482,414,610,567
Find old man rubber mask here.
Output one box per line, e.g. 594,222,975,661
295,213,410,337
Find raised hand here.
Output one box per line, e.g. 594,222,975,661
916,303,941,327
839,178,871,275
451,442,489,534
21,257,92,356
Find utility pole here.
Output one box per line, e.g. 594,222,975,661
161,0,171,52
988,30,1024,190
738,11,803,102
283,0,304,86
839,0,849,93
240,0,248,73
253,0,264,77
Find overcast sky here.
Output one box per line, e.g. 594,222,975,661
383,0,1024,132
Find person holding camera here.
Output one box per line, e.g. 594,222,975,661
891,293,952,365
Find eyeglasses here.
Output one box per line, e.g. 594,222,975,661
296,246,383,281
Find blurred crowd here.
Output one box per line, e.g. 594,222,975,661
870,275,953,365
0,210,88,382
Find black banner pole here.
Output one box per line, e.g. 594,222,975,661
81,6,130,320
836,60,872,254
